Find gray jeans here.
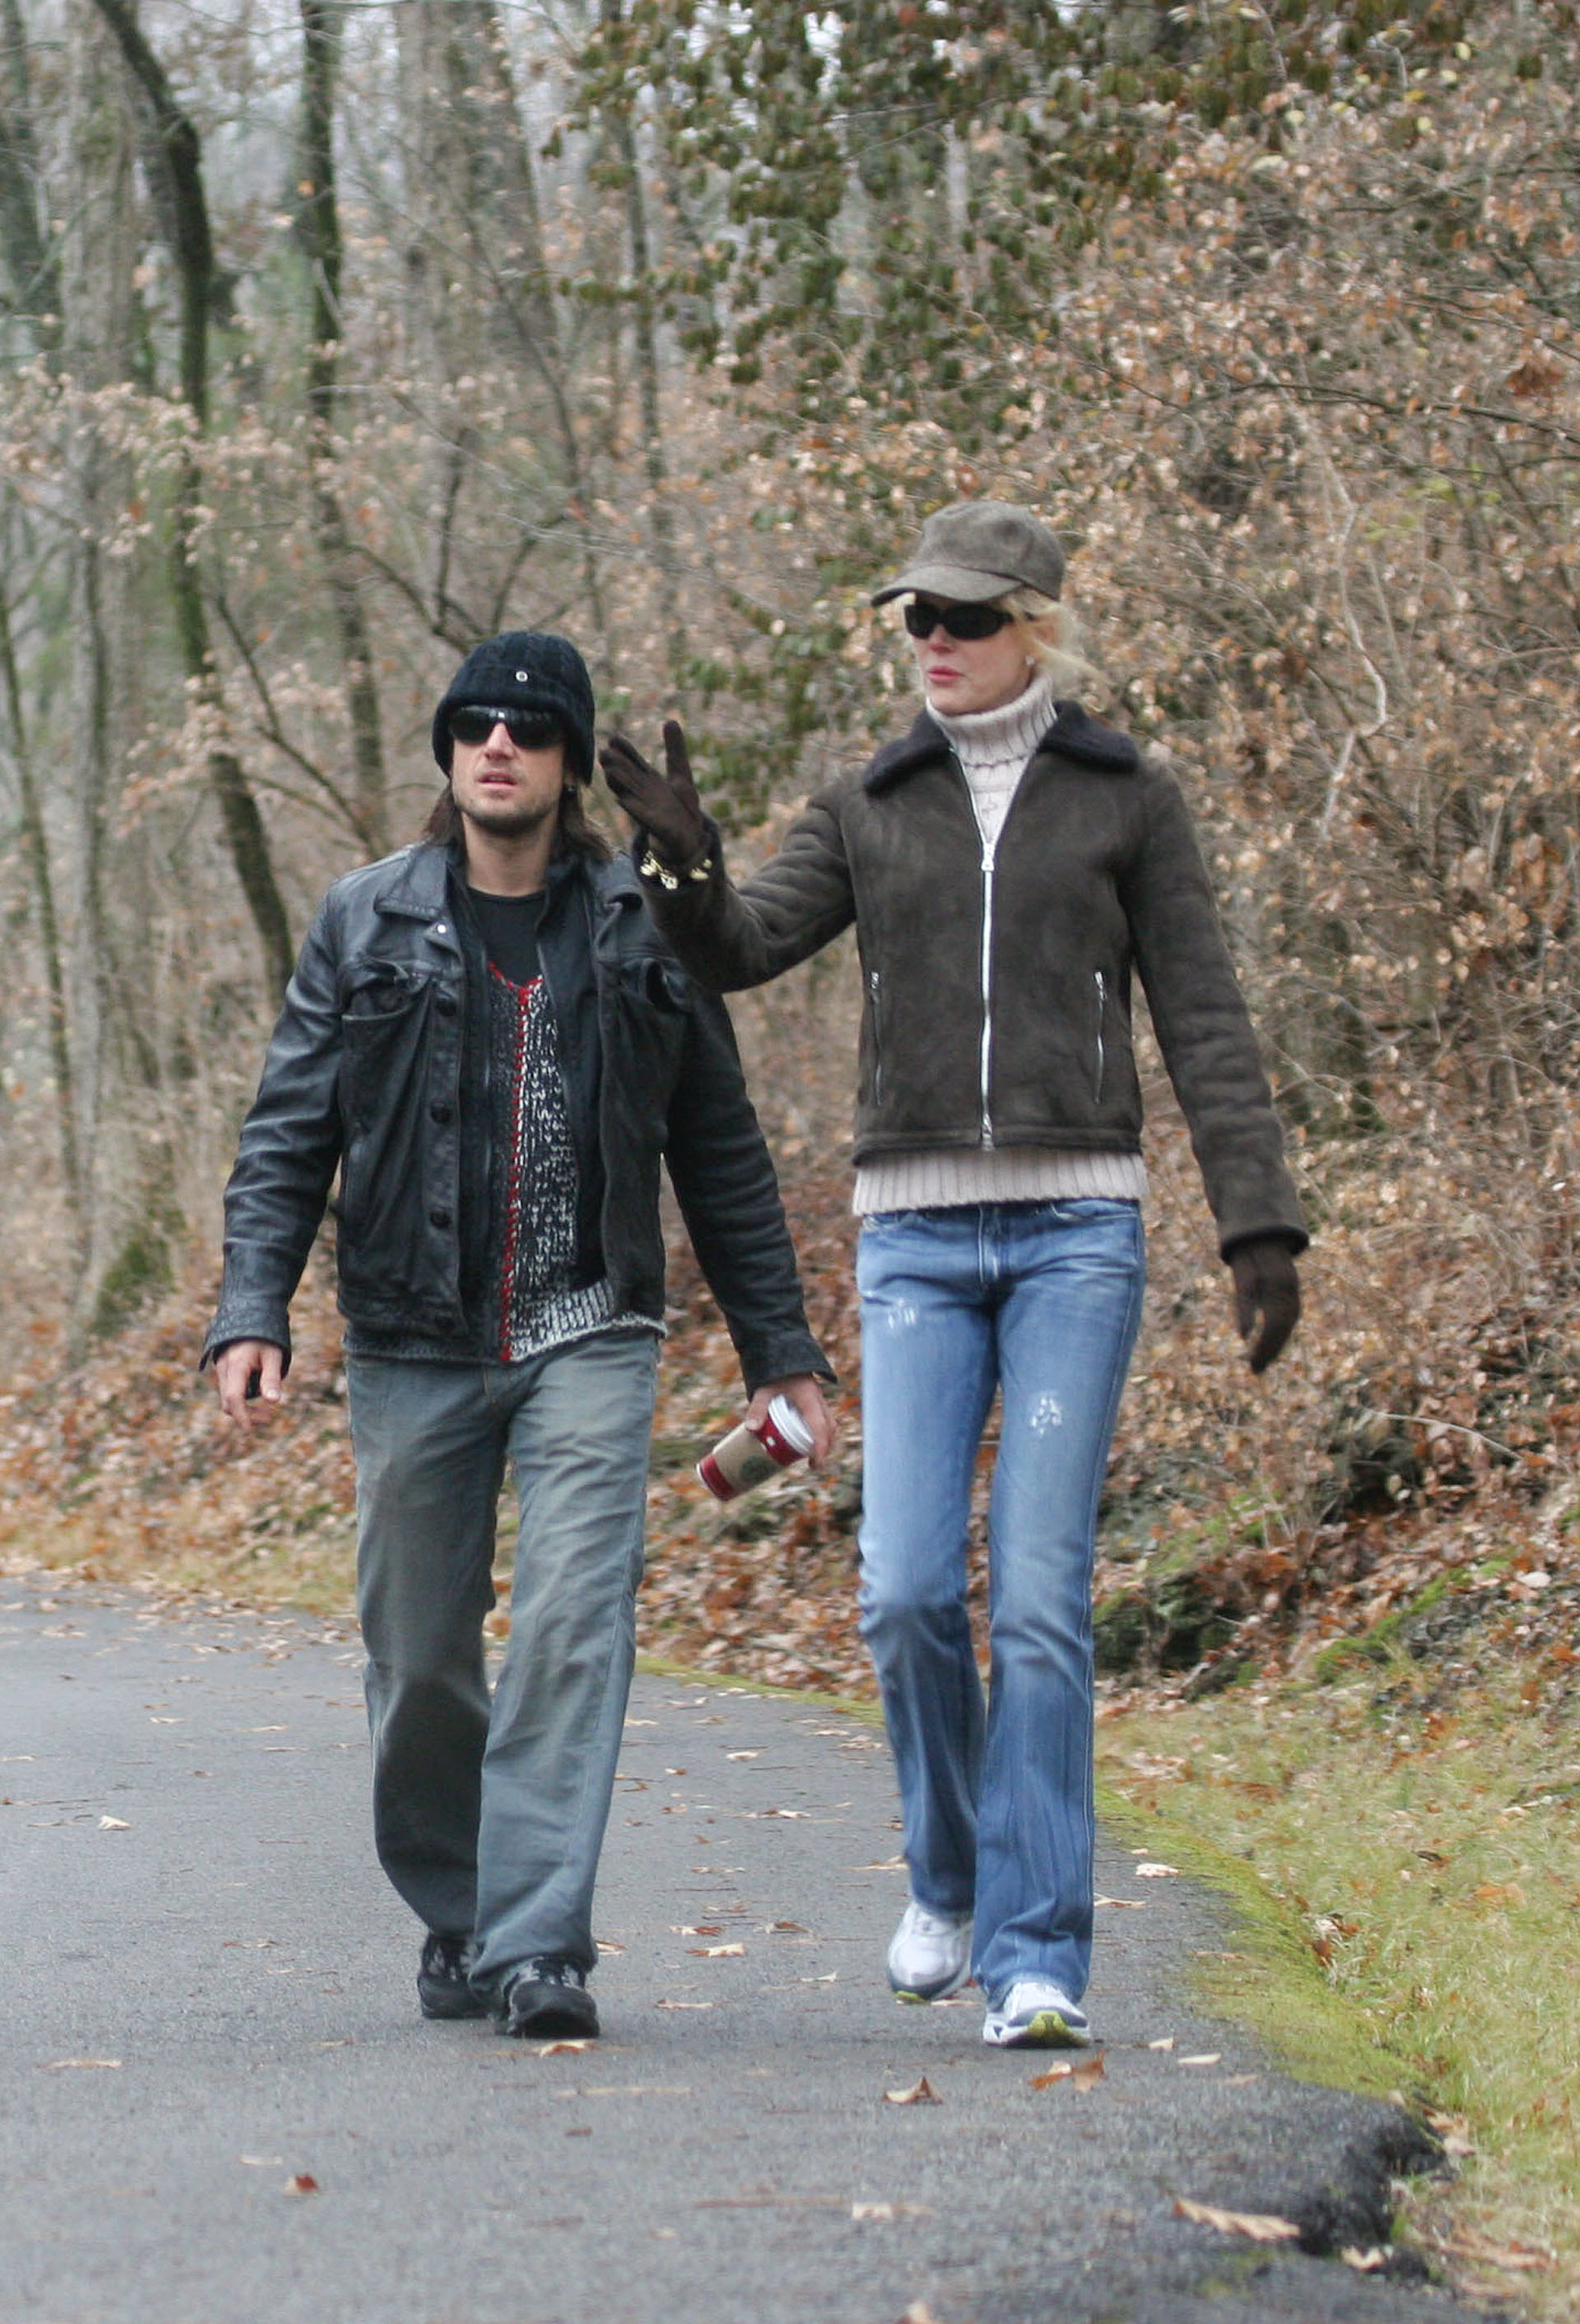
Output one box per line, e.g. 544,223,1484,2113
345,1332,658,1990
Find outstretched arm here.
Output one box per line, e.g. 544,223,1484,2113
600,720,711,874
600,720,856,991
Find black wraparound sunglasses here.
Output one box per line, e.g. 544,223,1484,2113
448,703,564,748
901,597,1014,641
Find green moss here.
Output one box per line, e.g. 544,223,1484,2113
91,1208,180,1339
1312,1575,1452,1682
1096,1774,1411,2099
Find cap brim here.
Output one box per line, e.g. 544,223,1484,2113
870,560,1026,607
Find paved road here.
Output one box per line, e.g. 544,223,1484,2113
1,1583,1463,2324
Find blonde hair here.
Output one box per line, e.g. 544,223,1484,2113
997,586,1102,697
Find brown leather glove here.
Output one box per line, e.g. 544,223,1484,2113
598,719,710,872
1228,1238,1302,1373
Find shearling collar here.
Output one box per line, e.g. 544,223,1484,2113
863,699,1139,795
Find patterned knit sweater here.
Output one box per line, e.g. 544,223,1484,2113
483,964,646,1362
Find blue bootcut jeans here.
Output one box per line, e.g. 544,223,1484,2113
856,1199,1146,2009
345,1331,658,1996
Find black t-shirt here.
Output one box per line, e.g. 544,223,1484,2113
469,887,544,987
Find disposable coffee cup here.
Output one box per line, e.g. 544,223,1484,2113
697,1394,815,1502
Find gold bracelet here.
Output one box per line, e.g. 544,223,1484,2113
639,849,712,891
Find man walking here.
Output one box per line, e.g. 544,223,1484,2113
205,631,832,2041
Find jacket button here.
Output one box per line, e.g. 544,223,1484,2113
434,996,458,1018
429,1102,454,1125
429,1207,452,1229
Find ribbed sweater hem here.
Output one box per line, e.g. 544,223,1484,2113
852,1147,1147,1217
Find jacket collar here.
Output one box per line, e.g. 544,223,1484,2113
863,699,1140,795
369,842,449,919
370,840,628,923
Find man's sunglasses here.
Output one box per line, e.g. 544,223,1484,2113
902,597,1013,642
448,703,563,749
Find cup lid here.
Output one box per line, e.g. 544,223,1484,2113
764,1394,815,1455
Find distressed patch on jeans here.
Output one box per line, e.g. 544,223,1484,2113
1029,1394,1065,1435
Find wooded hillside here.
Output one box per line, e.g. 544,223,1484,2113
1,0,1579,1688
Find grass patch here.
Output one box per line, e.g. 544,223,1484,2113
1095,1771,1413,2103
1098,1665,1580,2310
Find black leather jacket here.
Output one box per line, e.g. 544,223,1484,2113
203,842,829,1394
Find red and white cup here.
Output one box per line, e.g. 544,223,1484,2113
697,1394,815,1502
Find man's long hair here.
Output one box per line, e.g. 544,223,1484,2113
421,781,612,862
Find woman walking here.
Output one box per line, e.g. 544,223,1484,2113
601,502,1306,2049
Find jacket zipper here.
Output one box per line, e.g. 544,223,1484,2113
945,745,998,1147
868,967,883,1105
979,839,996,1146
1093,969,1107,1105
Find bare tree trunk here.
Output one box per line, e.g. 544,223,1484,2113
0,580,84,1242
0,5,78,1248
394,0,616,666
57,0,139,1339
0,0,58,342
297,0,387,859
89,0,295,1002
600,0,684,676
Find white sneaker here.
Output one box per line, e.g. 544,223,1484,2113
982,1978,1090,2047
886,1899,973,2002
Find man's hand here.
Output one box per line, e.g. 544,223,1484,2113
598,720,709,871
1228,1240,1302,1374
214,1340,287,1425
745,1375,836,1469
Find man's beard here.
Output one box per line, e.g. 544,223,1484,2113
460,794,557,841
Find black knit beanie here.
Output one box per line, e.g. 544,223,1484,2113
431,632,597,783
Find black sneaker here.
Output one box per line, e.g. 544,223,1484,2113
496,1957,599,2041
417,1931,485,2020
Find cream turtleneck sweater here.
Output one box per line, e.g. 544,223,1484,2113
850,670,1148,1219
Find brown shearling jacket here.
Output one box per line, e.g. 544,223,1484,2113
639,701,1307,1260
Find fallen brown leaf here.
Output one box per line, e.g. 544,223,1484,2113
691,1942,745,1957
1030,2051,1106,2093
1174,2197,1300,2244
39,2058,121,2071
1342,2248,1388,2272
883,2075,941,2106
1424,2107,1476,2158
283,2173,319,2196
